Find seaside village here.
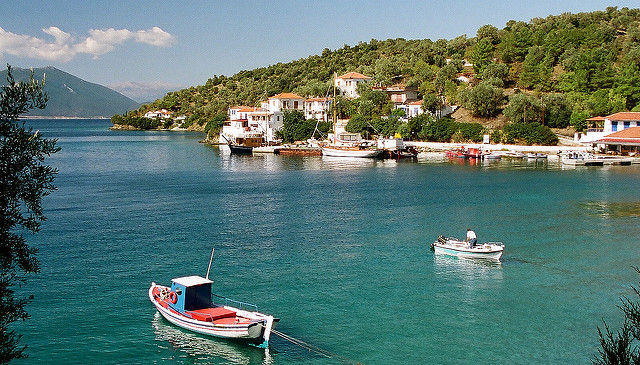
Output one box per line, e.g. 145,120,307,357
145,72,640,163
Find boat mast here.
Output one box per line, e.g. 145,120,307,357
206,248,215,280
332,73,337,141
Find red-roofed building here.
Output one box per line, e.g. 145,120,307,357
595,126,640,154
335,72,372,98
265,93,305,112
576,112,640,144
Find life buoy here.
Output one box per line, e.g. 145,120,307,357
168,291,177,304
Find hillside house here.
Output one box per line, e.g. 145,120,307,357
144,109,173,119
335,72,372,98
304,97,332,121
264,93,305,113
576,112,640,143
372,85,418,104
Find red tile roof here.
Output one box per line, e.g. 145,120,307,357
597,126,640,144
268,93,304,99
602,126,640,139
336,72,372,80
605,112,640,121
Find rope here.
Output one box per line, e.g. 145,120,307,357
271,329,365,365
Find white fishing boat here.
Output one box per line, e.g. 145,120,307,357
321,144,382,158
502,150,525,158
149,249,276,348
430,235,504,260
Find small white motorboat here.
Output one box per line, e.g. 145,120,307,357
430,235,504,260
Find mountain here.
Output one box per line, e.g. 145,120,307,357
0,66,140,117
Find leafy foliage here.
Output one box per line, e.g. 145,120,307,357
0,65,58,362
276,110,330,143
111,114,162,130
459,81,504,117
123,7,640,145
502,122,559,145
593,267,640,365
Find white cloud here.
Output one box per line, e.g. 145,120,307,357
0,26,176,62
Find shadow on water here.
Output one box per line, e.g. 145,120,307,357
152,313,334,364
580,200,640,218
152,312,272,364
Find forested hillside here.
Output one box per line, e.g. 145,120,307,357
128,7,640,142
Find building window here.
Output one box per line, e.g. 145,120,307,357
294,101,298,109
624,121,630,129
612,121,618,132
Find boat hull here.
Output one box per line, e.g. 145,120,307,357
276,147,322,156
229,144,253,155
431,239,504,260
148,284,274,346
321,147,382,158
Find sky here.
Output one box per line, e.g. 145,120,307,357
1,0,639,102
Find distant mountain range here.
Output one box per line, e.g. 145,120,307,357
0,66,140,117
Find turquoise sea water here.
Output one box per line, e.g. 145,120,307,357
13,119,640,364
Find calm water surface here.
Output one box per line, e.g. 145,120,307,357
14,119,640,364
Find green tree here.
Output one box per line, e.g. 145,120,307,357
593,267,640,365
0,65,59,362
469,38,494,74
276,110,329,143
422,93,443,115
504,93,543,124
481,63,509,82
543,93,572,128
459,81,504,117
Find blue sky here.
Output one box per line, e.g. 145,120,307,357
1,1,638,101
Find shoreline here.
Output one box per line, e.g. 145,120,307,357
407,141,589,154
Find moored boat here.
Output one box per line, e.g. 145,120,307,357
149,250,276,348
321,145,383,158
275,146,322,156
430,235,504,260
445,147,482,159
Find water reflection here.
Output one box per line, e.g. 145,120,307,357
432,254,503,281
152,312,272,365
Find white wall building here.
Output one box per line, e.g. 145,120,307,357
144,109,173,119
334,72,372,99
576,112,640,143
265,93,305,113
304,97,332,121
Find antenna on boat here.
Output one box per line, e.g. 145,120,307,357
206,248,215,280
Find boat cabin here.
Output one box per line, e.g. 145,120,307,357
170,275,213,312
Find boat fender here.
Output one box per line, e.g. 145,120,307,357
169,291,178,304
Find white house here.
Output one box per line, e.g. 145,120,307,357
395,99,456,119
335,72,372,98
144,109,173,119
576,112,640,143
265,93,305,113
304,97,332,121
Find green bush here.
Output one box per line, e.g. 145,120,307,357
503,122,558,145
111,114,162,130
